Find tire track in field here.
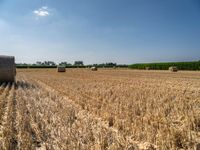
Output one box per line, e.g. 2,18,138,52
0,82,11,125
3,83,18,149
15,79,45,150
32,78,157,150
0,82,14,149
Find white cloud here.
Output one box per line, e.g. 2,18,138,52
33,6,50,17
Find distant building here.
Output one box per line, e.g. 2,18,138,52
43,61,56,66
36,61,42,65
59,62,71,66
74,61,84,66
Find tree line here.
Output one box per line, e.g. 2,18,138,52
16,60,200,70
128,61,200,70
16,61,128,68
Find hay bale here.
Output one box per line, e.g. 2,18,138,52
91,66,98,71
57,66,66,72
169,66,178,72
0,55,16,82
146,67,150,70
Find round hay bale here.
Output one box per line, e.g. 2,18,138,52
57,66,66,72
169,66,178,72
91,66,98,71
0,55,16,82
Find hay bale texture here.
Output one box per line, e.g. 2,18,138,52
57,66,66,72
169,66,178,72
0,55,16,82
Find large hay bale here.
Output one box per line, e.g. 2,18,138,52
57,66,66,72
91,66,98,71
169,66,178,72
0,55,16,82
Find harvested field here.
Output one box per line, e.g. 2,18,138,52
0,69,200,150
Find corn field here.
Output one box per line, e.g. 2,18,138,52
0,69,199,150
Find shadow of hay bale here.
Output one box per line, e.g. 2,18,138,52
16,81,36,89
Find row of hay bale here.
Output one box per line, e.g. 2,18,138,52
0,55,179,84
57,66,98,72
57,66,178,72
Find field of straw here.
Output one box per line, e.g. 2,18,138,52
0,69,199,150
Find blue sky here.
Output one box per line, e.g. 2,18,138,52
0,0,200,64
